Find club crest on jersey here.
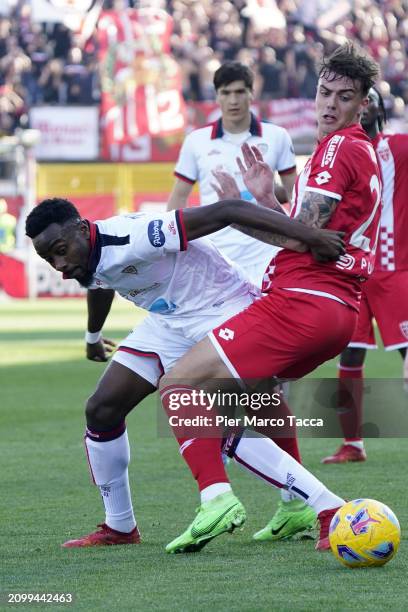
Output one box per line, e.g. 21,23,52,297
399,321,408,339
315,170,332,185
322,135,345,168
121,265,138,274
378,146,390,162
148,219,165,247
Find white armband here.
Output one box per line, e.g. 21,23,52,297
85,330,102,344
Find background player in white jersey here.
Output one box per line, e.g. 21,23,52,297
167,61,296,287
167,61,311,540
26,196,343,548
322,87,408,464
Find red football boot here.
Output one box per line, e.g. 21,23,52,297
322,444,367,464
62,523,141,548
315,507,341,551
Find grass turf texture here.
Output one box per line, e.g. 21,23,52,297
0,298,406,611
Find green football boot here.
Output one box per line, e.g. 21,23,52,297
166,491,246,554
253,499,317,542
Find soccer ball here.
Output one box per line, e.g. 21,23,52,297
329,499,401,568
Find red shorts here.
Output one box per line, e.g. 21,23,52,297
209,287,357,379
349,270,408,351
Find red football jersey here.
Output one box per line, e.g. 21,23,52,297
262,124,381,311
372,132,408,272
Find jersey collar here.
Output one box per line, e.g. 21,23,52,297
210,112,262,139
86,220,101,275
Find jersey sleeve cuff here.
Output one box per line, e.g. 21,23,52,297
278,165,296,176
304,186,342,201
175,209,188,251
174,171,195,185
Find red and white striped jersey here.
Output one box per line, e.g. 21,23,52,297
372,132,408,272
262,124,381,311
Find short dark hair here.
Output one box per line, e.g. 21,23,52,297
319,43,379,96
213,61,254,91
26,198,80,239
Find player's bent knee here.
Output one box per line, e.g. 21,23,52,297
85,393,124,430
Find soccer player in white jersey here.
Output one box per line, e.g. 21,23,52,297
167,61,314,541
322,87,408,463
168,61,296,287
26,196,344,547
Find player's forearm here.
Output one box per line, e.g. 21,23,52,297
87,288,115,332
231,224,306,251
182,199,321,246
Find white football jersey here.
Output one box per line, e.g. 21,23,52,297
88,210,256,320
174,115,296,286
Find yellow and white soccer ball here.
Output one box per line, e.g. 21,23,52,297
329,499,401,568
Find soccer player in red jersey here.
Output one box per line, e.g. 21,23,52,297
322,87,408,464
159,43,383,554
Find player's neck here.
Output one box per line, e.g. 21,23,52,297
222,114,251,134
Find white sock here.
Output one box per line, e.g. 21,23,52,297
85,430,136,533
201,482,232,503
280,489,297,503
233,432,345,513
344,440,364,449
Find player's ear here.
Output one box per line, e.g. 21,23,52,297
79,219,90,238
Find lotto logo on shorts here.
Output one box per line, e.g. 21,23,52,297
218,328,235,341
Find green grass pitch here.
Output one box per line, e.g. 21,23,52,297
0,298,406,611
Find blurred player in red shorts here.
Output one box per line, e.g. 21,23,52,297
160,43,382,554
323,87,408,464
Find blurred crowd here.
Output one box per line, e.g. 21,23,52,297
1,0,408,136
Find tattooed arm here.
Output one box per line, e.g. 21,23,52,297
232,191,339,248
295,190,338,228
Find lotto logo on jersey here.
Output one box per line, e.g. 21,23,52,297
167,221,176,235
148,219,166,247
218,328,235,341
322,135,345,168
315,170,332,185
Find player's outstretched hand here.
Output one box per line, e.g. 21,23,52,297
237,143,274,202
309,229,346,262
211,169,241,200
86,337,116,362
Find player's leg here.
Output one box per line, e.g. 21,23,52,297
62,359,156,548
160,344,246,553
321,346,368,464
322,287,375,464
160,289,356,552
224,429,345,550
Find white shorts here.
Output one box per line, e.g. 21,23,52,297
112,294,256,386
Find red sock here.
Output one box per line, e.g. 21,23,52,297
337,365,364,441
160,384,229,491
